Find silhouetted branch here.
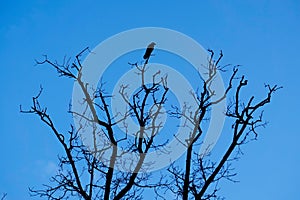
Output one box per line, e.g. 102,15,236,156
166,50,280,200
0,193,7,200
23,47,172,200
195,74,281,200
23,46,279,200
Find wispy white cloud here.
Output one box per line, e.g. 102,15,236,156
34,160,58,179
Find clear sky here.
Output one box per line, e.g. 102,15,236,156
1,0,300,199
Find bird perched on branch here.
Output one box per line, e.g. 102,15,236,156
143,42,156,62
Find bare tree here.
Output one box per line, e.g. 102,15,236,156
21,48,169,199
21,46,279,200
166,50,280,200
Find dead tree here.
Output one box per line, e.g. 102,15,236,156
166,50,280,200
21,45,279,200
21,48,169,200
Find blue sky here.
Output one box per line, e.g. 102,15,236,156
1,0,300,199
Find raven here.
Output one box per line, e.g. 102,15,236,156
143,42,156,60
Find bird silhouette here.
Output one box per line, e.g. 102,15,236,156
143,42,156,61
